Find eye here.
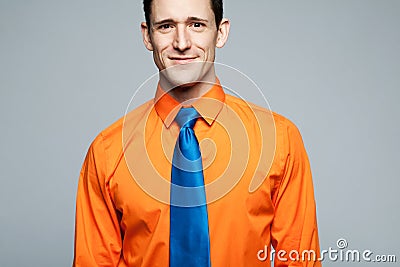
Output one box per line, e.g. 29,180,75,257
190,22,206,32
157,24,174,33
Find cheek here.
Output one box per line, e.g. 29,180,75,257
151,36,171,55
192,34,217,52
200,42,217,60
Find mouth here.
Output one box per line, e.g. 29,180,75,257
169,56,198,65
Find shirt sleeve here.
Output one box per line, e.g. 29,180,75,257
270,119,321,267
73,135,123,267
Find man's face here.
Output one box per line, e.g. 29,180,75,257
142,0,229,86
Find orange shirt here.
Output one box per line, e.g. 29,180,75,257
74,81,321,267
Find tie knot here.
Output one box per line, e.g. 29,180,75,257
175,107,199,129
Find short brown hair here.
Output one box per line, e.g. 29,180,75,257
143,0,223,29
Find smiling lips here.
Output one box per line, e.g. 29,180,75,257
169,56,198,65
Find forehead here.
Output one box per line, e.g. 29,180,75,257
151,0,213,22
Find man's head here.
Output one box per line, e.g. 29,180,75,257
141,0,230,88
143,0,224,30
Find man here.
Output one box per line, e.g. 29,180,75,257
73,0,321,266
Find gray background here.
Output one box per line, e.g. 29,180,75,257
1,0,399,266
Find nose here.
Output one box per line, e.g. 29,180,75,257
173,25,191,51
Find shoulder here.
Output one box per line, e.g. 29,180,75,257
272,112,303,139
88,100,154,169
272,112,308,167
94,100,153,142
224,93,305,153
224,93,300,133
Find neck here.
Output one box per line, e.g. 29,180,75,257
169,82,213,104
159,65,217,104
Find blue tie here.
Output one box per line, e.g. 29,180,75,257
170,107,211,267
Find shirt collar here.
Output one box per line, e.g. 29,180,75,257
154,78,225,128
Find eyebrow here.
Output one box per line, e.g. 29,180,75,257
153,17,209,26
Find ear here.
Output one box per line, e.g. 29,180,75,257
141,22,154,51
216,18,230,48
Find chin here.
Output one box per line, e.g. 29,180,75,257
160,62,209,90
